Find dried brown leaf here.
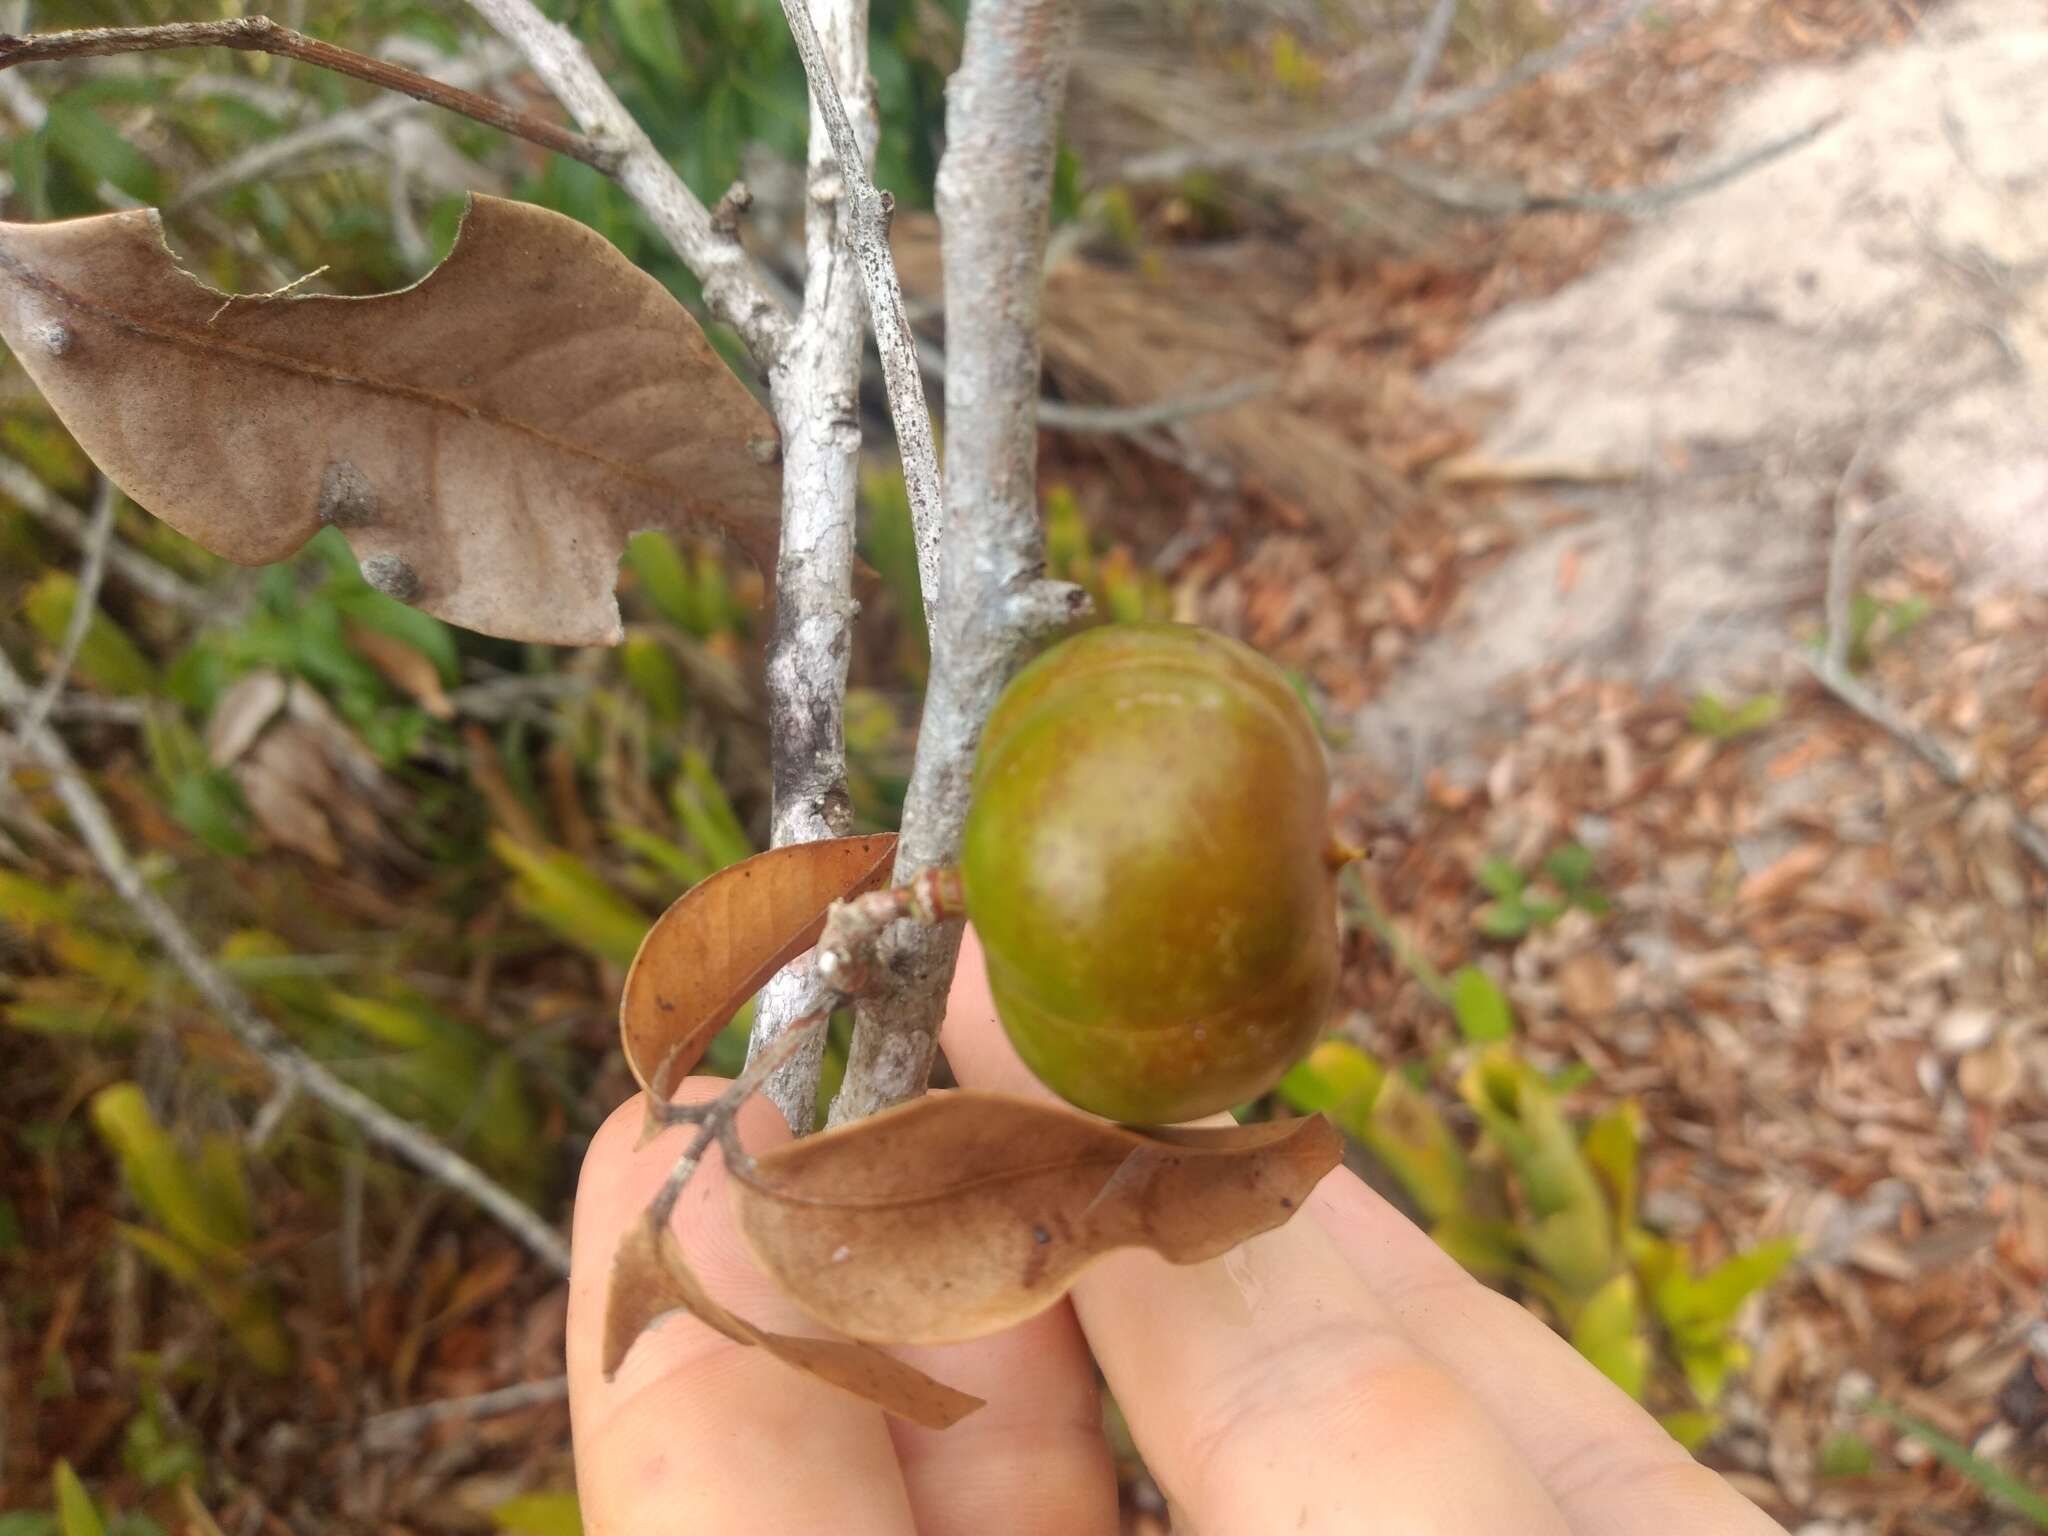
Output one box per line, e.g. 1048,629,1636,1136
344,621,453,719
204,670,287,768
0,196,780,646
602,1217,982,1430
1736,842,1830,908
730,1092,1341,1346
620,834,898,1090
1557,950,1621,1020
238,726,345,868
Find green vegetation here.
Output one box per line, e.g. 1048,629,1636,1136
0,2,989,1523
1284,873,1796,1448
1472,842,1610,941
1867,1400,2048,1528
1686,690,1783,741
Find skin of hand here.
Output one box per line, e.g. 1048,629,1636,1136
567,928,1791,1536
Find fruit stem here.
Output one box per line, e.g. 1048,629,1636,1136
1325,838,1369,871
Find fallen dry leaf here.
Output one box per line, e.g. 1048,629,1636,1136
1557,950,1621,1020
0,196,780,646
205,670,287,768
1957,1034,2023,1106
620,834,898,1090
603,1217,982,1430
238,725,347,868
345,621,453,719
1736,842,1830,908
729,1092,1341,1346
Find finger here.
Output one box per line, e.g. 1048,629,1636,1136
888,1311,1119,1536
864,928,1116,1533
567,1085,917,1536
1307,1174,1786,1536
940,930,1573,1536
943,928,1783,1536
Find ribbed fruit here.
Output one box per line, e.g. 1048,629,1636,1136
961,623,1338,1124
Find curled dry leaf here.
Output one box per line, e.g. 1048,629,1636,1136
730,1092,1342,1346
603,1216,983,1430
620,834,898,1090
0,196,780,646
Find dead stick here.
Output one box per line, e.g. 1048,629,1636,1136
0,648,573,1276
364,1376,569,1450
13,478,116,743
833,0,1089,1122
0,18,616,172
1805,434,2048,877
773,0,945,625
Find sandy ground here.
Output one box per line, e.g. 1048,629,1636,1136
1359,0,2048,767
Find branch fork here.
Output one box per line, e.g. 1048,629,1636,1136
814,866,966,994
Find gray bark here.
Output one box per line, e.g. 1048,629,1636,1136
831,0,1086,1124
746,0,876,1133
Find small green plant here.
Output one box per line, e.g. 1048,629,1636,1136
623,530,751,643
1473,843,1609,940
1043,486,1174,627
88,1085,292,1376
1817,1430,1876,1479
1686,691,1783,742
24,566,160,696
1867,1399,2048,1528
120,1385,205,1491
0,1461,172,1536
55,1460,107,1536
0,866,156,1038
168,528,459,764
1846,590,1932,670
1281,966,1795,1447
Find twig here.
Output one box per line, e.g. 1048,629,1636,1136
1038,374,1278,433
0,650,573,1277
444,671,586,720
773,0,945,622
745,0,878,1131
907,329,1278,434
1361,114,1839,219
1118,0,1658,185
1345,868,1452,1004
0,47,40,126
1803,652,2048,874
644,1006,832,1227
14,479,116,744
0,456,210,614
173,44,520,209
1822,426,1885,677
171,68,316,119
461,0,793,362
1803,473,2048,876
0,1,41,130
363,1376,568,1450
0,18,613,172
833,0,1088,1123
1394,0,1461,117
245,1081,299,1150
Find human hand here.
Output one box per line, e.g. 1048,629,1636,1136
567,928,1788,1535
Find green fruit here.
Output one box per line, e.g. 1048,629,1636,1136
961,622,1339,1124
